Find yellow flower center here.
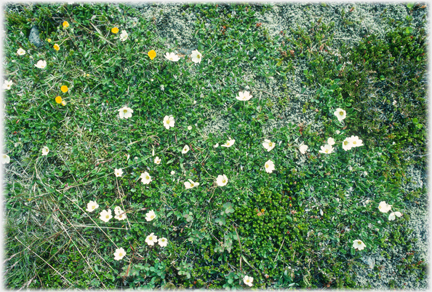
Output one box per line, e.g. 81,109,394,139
379,206,382,209
265,164,269,168
269,143,273,147
166,120,170,124
92,206,95,209
222,180,226,183
119,253,123,257
197,55,201,59
149,237,153,240
106,215,109,219
353,141,357,145
146,176,149,180
325,149,329,153
123,109,128,113
339,111,344,115
190,183,194,187
344,141,348,145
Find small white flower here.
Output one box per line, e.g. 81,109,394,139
165,52,180,62
363,171,368,176
378,201,392,213
114,168,123,177
163,115,175,129
342,138,352,151
184,179,199,189
214,143,219,148
334,108,346,122
327,137,335,146
243,275,253,287
114,207,127,220
114,248,126,261
187,126,192,130
42,146,49,156
158,237,168,247
190,50,202,64
182,145,190,154
99,209,112,223
319,144,334,154
145,233,158,246
393,100,397,106
114,206,123,216
2,154,10,164
118,106,133,119
395,211,403,217
34,60,47,69
221,138,235,147
17,48,26,55
3,80,13,90
171,170,175,175
160,85,164,91
140,171,152,184
348,136,363,147
299,144,308,154
216,175,228,187
352,239,366,250
265,160,275,173
236,91,253,101
335,130,340,134
388,212,396,221
86,200,99,212
119,30,128,41
262,139,276,152
154,156,161,164
145,210,156,221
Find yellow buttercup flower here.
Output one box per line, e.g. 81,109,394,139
61,85,68,93
47,38,52,43
148,50,156,60
63,21,69,28
111,27,119,34
53,44,60,51
55,96,62,104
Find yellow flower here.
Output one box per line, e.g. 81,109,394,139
55,96,62,104
111,27,119,34
63,21,69,28
148,50,156,60
47,38,51,43
53,44,60,51
61,85,68,93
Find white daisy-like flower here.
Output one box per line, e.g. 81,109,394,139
334,108,346,122
184,179,199,189
158,237,168,247
114,168,123,177
319,144,334,154
17,48,26,55
42,146,49,156
262,139,276,152
182,145,190,154
216,175,228,187
171,170,175,175
299,144,308,154
114,206,123,216
145,233,158,246
221,138,235,147
145,210,156,221
3,80,13,90
34,60,47,69
165,52,180,62
114,247,126,261
342,138,352,151
154,156,161,164
2,154,10,164
389,211,402,221
236,91,253,101
99,209,112,223
393,100,397,106
214,143,219,148
264,160,275,173
327,137,335,146
118,106,133,119
190,50,202,64
187,126,192,130
348,136,364,147
114,207,127,221
163,115,175,129
86,200,99,212
243,275,253,287
378,201,392,213
140,171,152,184
119,30,128,41
352,239,366,250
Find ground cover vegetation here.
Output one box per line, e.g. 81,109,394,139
3,2,427,289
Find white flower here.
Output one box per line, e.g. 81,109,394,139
165,52,180,62
262,139,276,152
327,137,335,146
265,160,275,173
145,210,156,221
114,206,123,216
184,179,199,189
182,145,190,154
145,233,158,246
34,60,47,69
42,146,49,156
236,91,253,101
334,108,346,122
342,138,352,151
163,115,175,129
171,170,175,175
348,136,363,147
3,80,13,90
2,154,10,164
221,138,235,147
190,50,202,63
119,30,128,41
154,156,161,164
378,201,392,213
86,200,99,212
99,209,112,223
214,143,219,148
395,211,403,217
17,48,26,55
187,126,192,130
160,85,165,91
158,237,168,247
335,130,340,134
393,100,397,106
118,106,133,119
114,248,126,261
299,144,308,154
319,144,334,154
389,211,403,221
243,275,253,287
352,239,366,251
140,171,152,184
114,207,127,220
114,168,123,177
216,175,228,187
363,171,368,176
